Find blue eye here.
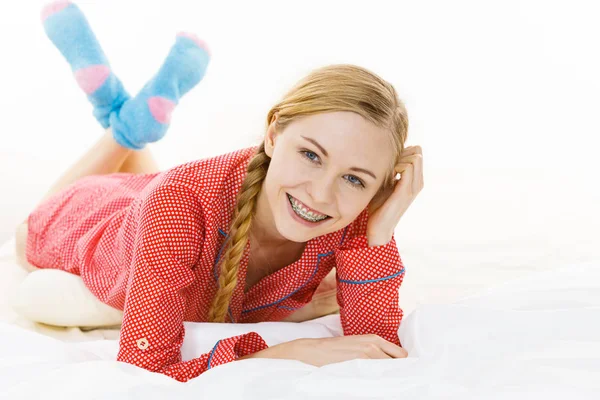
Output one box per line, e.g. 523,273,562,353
302,150,319,163
346,175,364,187
344,175,365,189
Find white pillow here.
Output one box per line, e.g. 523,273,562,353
0,233,123,329
180,315,343,361
10,268,124,329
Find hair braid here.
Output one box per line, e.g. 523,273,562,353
207,143,271,322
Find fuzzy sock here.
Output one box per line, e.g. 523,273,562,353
109,33,211,150
41,1,130,128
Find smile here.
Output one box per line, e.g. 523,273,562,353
286,193,330,223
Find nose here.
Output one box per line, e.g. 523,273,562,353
308,174,335,208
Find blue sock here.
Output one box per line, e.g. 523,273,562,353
110,33,211,150
41,1,130,129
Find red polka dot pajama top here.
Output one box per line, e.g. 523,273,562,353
25,145,406,382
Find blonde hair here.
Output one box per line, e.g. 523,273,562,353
207,64,409,323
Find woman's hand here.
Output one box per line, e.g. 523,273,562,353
240,334,408,366
279,268,339,322
367,145,424,246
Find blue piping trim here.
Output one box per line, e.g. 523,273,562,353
339,226,348,245
277,305,301,311
338,267,405,284
207,340,220,370
242,250,334,314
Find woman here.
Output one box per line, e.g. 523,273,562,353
15,1,423,382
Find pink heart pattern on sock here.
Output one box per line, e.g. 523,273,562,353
41,0,71,22
176,32,211,57
148,96,176,124
74,65,110,95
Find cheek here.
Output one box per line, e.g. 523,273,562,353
264,166,300,205
338,200,363,220
269,160,305,189
338,191,374,217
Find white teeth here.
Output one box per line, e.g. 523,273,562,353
294,198,326,218
287,194,328,222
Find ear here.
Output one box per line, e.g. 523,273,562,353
264,113,279,158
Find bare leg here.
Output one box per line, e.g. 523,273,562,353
118,144,160,175
15,128,160,272
35,128,131,208
26,126,161,219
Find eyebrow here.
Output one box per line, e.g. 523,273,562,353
300,135,378,180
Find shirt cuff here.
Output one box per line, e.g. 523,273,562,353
207,331,269,370
334,234,404,283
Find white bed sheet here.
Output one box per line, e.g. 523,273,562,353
1,246,598,398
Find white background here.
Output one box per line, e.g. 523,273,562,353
0,0,599,308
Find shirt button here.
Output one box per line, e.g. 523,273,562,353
137,338,149,350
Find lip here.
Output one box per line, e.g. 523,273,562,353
286,193,330,227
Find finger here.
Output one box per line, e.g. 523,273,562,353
398,154,422,164
394,162,413,174
394,163,413,183
377,338,409,358
396,156,421,188
401,146,420,154
412,153,424,193
400,145,422,156
364,344,393,360
392,164,414,198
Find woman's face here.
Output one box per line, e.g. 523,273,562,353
260,111,395,243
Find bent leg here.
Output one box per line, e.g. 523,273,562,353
118,146,160,174
36,128,132,207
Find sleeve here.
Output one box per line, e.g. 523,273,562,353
116,184,269,382
333,233,406,347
